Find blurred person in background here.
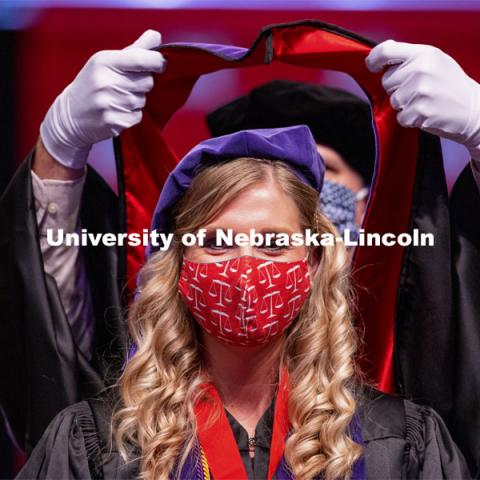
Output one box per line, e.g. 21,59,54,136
207,80,374,240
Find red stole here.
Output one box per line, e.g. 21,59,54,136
194,370,290,480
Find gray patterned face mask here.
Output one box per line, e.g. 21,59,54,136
320,180,368,241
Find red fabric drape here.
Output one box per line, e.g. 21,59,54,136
119,21,419,392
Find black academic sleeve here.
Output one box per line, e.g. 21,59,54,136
0,148,126,454
449,163,480,478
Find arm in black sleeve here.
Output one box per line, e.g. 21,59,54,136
0,148,125,453
449,163,480,477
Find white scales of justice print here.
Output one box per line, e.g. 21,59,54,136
181,257,311,345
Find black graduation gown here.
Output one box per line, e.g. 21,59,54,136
375,131,480,476
16,388,471,480
0,149,127,453
448,164,480,478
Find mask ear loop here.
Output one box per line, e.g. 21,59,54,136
355,187,369,202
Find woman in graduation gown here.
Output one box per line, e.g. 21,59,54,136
17,124,470,479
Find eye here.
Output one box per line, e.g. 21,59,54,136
259,235,290,253
260,245,290,253
261,243,284,251
203,236,231,250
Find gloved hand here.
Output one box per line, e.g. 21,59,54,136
40,30,166,169
365,40,480,160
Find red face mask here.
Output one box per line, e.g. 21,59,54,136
178,256,312,346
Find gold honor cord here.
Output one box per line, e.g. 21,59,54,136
200,447,211,480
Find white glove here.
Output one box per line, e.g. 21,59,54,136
365,40,480,160
40,30,166,169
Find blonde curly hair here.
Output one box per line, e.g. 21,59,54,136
113,157,362,479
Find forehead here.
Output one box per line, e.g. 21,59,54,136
202,181,303,233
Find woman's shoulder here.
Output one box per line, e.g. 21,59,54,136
16,400,96,479
16,392,134,479
357,385,419,441
50,393,116,449
357,386,472,479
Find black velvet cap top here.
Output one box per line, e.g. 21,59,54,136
207,80,375,185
